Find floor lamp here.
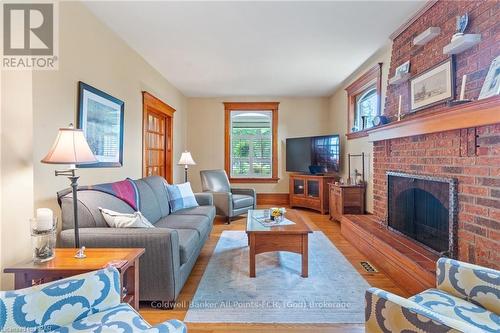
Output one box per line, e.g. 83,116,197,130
178,151,196,182
41,124,97,257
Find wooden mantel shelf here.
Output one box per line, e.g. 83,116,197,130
367,96,500,142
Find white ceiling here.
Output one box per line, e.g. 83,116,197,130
84,1,425,97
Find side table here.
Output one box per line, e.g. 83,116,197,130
4,248,144,310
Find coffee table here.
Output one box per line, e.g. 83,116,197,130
246,209,312,278
4,248,144,310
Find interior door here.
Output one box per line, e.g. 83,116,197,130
142,92,175,183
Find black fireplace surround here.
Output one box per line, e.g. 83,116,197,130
387,171,458,258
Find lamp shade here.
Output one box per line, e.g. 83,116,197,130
41,126,97,165
178,151,196,166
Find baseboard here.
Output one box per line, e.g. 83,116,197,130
256,193,289,206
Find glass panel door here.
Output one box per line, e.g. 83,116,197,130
307,180,320,198
293,179,305,196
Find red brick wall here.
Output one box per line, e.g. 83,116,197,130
372,1,500,269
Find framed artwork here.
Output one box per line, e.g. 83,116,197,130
395,60,410,75
479,55,500,100
77,81,124,167
410,58,454,112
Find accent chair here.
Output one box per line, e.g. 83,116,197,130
0,267,186,332
200,169,256,224
365,258,500,333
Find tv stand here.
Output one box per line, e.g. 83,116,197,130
289,174,339,214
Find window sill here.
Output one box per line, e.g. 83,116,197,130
229,177,280,184
346,130,369,140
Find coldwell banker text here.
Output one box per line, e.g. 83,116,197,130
2,2,58,70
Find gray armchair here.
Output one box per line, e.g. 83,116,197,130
200,169,256,224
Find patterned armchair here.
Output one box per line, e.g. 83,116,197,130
365,258,499,333
0,267,186,332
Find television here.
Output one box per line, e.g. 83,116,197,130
286,135,340,174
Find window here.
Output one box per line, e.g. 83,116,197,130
354,87,378,131
345,63,382,139
224,102,279,183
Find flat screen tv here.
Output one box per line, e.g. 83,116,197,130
286,135,340,174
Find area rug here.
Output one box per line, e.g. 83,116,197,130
184,230,370,323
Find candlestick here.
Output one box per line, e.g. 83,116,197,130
397,95,402,121
460,74,467,100
36,208,53,231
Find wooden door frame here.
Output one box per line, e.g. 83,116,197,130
142,91,175,183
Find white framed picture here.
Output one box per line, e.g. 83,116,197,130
479,55,500,100
410,58,454,112
396,60,410,75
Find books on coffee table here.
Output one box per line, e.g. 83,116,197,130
253,215,296,227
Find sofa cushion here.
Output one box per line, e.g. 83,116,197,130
172,206,216,220
410,288,500,333
177,229,200,265
155,215,212,239
232,194,254,209
135,176,171,223
50,303,150,332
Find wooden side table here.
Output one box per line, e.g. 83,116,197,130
329,183,365,222
4,248,144,310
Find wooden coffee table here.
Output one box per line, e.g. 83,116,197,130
246,209,312,278
4,248,144,310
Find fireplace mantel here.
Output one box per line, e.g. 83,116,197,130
367,96,500,142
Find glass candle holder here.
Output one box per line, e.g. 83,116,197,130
30,217,57,263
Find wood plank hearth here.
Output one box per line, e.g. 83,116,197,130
340,214,438,295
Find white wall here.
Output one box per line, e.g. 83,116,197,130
328,43,392,213
186,97,331,193
32,2,188,216
1,71,34,289
0,2,188,288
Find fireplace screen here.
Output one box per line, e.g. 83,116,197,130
387,172,457,257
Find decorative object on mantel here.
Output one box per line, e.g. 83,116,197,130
478,55,500,100
397,95,403,121
30,208,57,262
413,27,441,46
372,115,389,127
389,61,411,85
447,74,472,106
443,14,481,55
410,58,454,112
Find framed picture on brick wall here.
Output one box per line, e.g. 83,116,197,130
410,58,455,112
479,55,500,100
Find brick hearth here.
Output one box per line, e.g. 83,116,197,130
371,0,499,269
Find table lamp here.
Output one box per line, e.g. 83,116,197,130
41,124,97,256
178,151,196,182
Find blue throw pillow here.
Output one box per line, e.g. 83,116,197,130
166,182,199,212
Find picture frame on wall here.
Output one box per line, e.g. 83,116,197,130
77,81,124,168
479,55,500,100
410,58,454,112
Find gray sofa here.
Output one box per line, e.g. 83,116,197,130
58,176,215,304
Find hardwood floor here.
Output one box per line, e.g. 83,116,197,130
139,208,408,332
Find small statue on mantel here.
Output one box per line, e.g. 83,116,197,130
452,13,469,41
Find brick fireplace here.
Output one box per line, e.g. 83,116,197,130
340,0,499,294
370,0,499,269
